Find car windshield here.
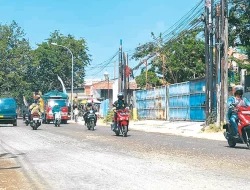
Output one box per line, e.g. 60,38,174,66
48,99,67,107
0,98,16,109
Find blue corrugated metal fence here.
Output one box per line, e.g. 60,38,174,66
136,86,167,119
168,82,190,120
135,78,210,121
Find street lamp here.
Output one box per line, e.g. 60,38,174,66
104,71,110,100
51,43,74,119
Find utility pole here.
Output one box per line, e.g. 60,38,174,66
220,0,225,123
205,1,210,122
215,3,221,127
162,54,165,84
209,0,214,113
126,53,130,105
118,39,123,92
223,0,229,122
123,52,127,103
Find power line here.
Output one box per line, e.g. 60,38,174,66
154,0,204,42
85,52,118,76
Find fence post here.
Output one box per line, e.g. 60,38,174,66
166,85,169,121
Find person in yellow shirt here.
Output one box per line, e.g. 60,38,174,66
28,92,42,120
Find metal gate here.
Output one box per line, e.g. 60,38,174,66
168,82,190,120
136,86,167,119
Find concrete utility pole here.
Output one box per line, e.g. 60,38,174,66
219,0,229,123
220,0,225,123
209,0,214,113
123,52,127,103
215,3,221,127
162,54,165,84
118,39,123,92
223,0,229,123
205,1,210,122
215,4,221,127
126,53,130,105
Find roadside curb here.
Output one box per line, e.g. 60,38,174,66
68,120,226,141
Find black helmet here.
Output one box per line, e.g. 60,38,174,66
117,92,124,100
234,85,243,96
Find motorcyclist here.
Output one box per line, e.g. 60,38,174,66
52,103,61,119
227,85,250,138
112,92,128,130
28,98,41,121
83,100,97,125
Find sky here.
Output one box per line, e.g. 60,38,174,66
0,0,202,80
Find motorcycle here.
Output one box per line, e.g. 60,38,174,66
54,112,61,127
111,108,129,137
30,112,42,130
86,110,96,131
223,103,250,149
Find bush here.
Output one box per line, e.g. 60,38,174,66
206,109,217,125
103,110,114,123
207,123,222,133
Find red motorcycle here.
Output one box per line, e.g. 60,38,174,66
112,108,129,137
223,104,250,148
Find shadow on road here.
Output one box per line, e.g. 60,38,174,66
224,145,249,150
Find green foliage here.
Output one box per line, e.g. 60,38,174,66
103,110,114,123
229,0,250,58
31,30,91,93
207,123,222,133
135,69,162,89
160,30,205,83
132,29,205,84
0,21,91,107
206,109,217,125
0,21,33,105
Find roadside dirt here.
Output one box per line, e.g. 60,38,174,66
0,157,31,190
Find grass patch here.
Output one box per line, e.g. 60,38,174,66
201,123,223,133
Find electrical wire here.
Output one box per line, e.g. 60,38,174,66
153,0,204,43
85,52,118,77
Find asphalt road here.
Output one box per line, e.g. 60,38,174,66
1,119,250,190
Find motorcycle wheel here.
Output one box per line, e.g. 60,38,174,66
32,124,36,130
35,123,40,130
115,127,120,136
228,139,236,147
123,126,128,137
90,120,95,131
87,123,91,130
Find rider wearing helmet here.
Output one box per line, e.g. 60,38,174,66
112,92,128,130
83,100,97,125
227,85,250,137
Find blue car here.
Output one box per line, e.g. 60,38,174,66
0,98,17,126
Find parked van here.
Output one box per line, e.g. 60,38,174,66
0,98,17,126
